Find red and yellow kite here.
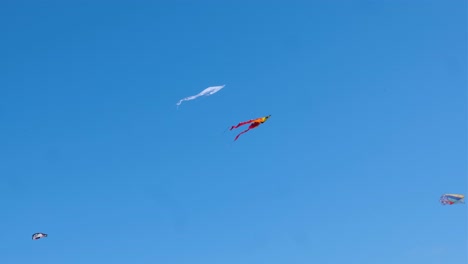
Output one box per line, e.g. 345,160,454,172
230,115,271,141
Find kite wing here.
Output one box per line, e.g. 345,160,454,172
176,85,225,108
440,194,465,205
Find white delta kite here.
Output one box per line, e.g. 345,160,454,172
176,85,225,108
32,233,47,240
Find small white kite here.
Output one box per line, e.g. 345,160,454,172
32,233,47,240
176,85,225,108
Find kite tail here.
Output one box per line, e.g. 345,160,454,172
234,128,251,141
230,120,254,130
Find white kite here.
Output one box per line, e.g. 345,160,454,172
32,233,47,240
176,85,225,108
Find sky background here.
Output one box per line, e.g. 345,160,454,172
1,0,467,263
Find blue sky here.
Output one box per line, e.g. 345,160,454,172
1,0,466,263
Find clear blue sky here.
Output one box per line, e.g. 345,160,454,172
1,1,466,263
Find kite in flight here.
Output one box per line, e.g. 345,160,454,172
230,115,271,141
440,194,465,205
32,233,48,240
176,85,225,108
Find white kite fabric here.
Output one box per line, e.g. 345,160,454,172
176,85,225,108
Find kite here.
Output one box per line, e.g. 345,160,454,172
32,233,48,240
230,115,271,141
176,85,225,108
440,194,465,205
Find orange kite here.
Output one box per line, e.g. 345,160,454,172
230,115,271,141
